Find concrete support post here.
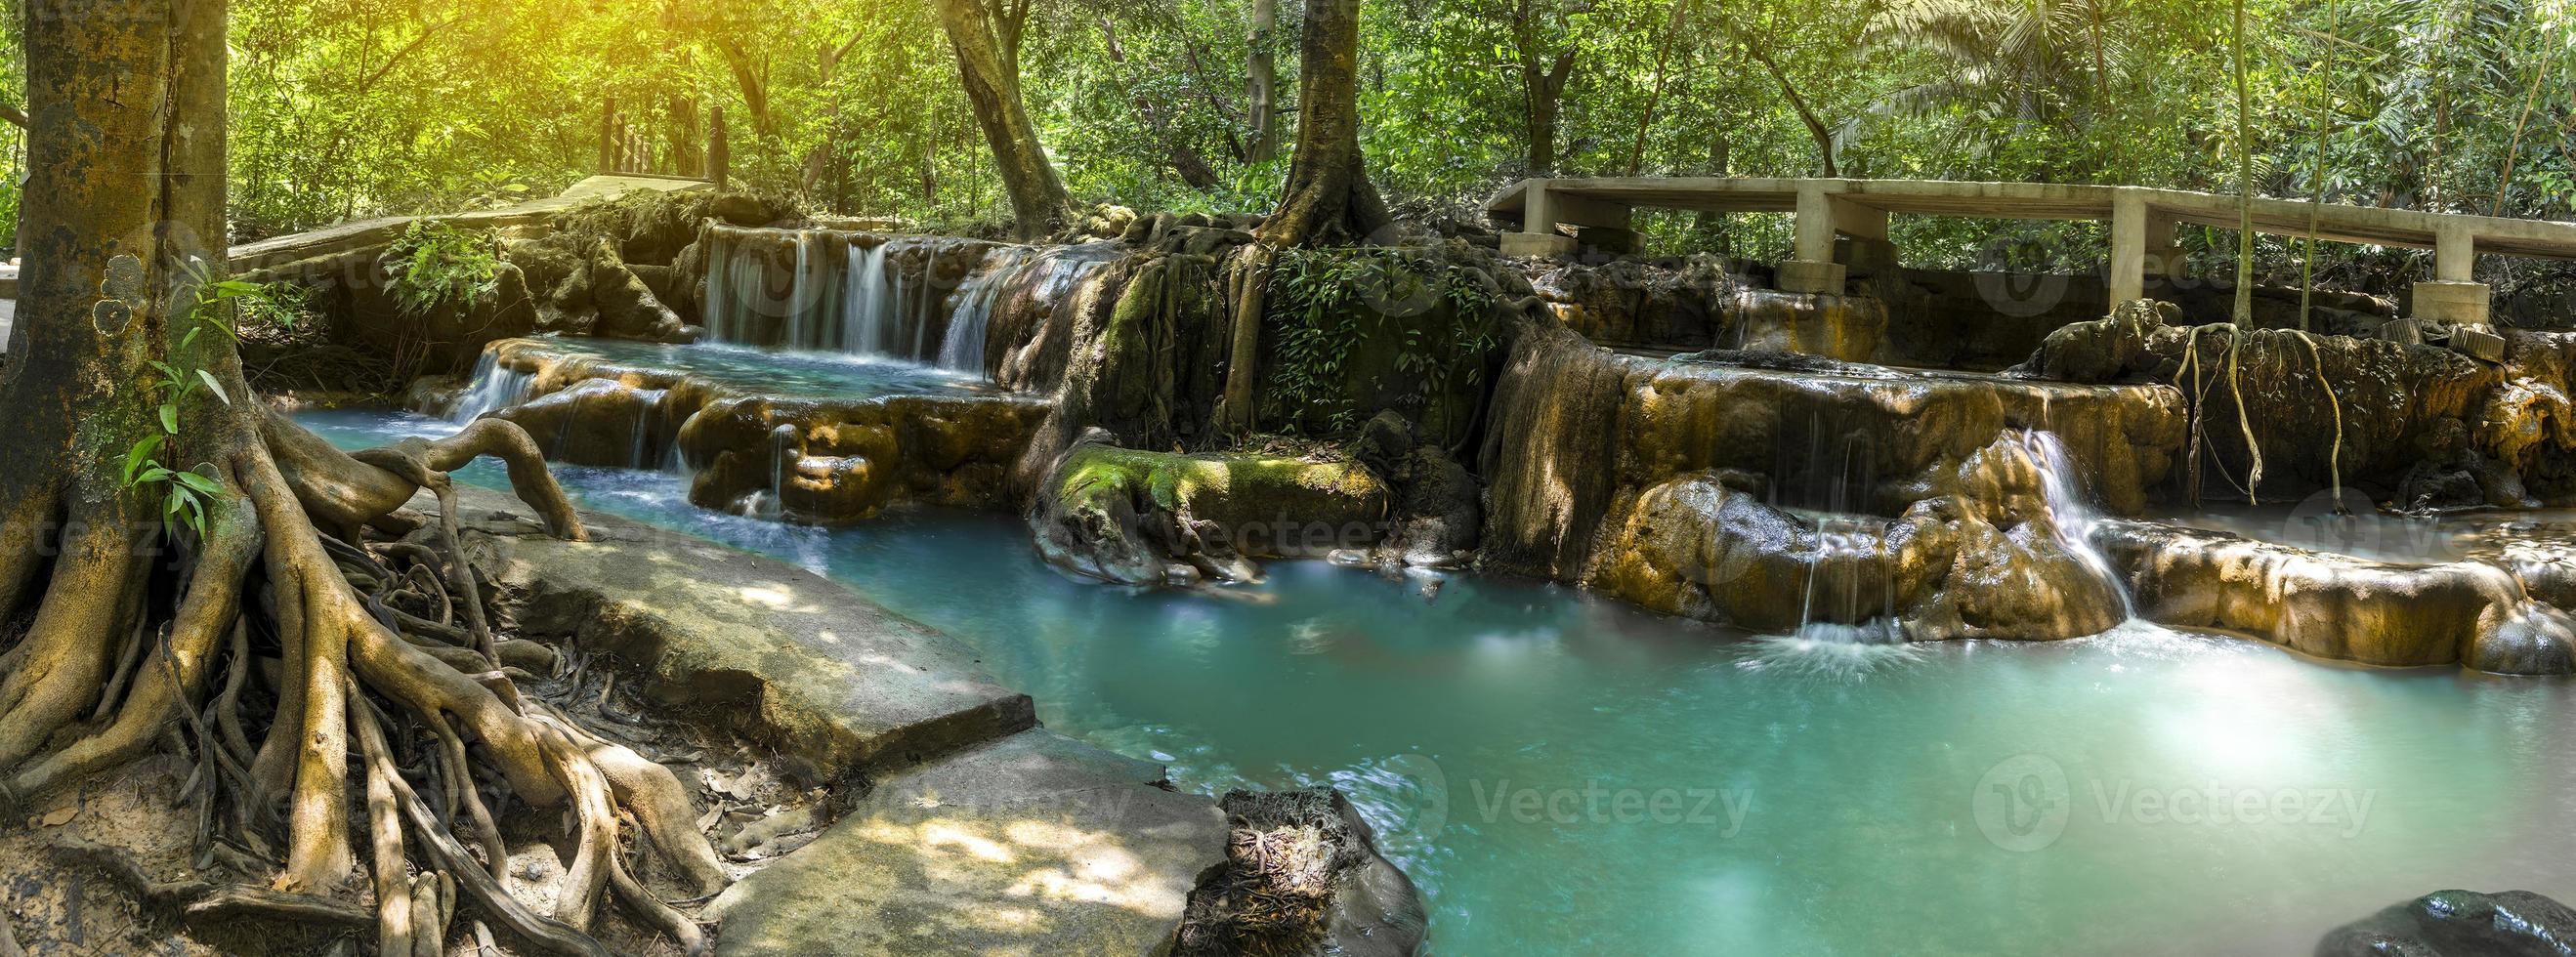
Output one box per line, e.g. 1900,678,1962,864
2435,224,2475,281
1501,179,1579,258
2108,191,2148,306
1778,183,1851,295
2414,223,2492,332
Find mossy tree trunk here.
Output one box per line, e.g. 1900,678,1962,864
935,0,1077,241
2,2,724,950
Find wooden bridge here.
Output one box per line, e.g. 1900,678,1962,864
1488,178,2576,328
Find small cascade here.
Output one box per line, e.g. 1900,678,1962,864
628,388,667,471
840,240,898,355
2011,430,2135,618
447,353,534,423
704,229,837,350
1795,515,1901,644
937,246,1034,374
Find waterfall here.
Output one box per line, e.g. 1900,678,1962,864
2012,430,2135,619
937,246,1034,374
629,388,667,470
842,241,895,356
447,353,534,423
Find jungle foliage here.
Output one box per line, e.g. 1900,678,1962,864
0,0,2569,279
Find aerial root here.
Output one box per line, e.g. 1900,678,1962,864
0,411,711,954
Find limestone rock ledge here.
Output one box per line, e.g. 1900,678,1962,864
459,337,1052,523
2094,519,2576,674
445,485,1428,955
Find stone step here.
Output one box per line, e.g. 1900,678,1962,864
451,486,1036,780
704,728,1226,956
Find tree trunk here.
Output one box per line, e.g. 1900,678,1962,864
1258,0,1391,246
5,3,727,945
1742,41,1838,178
935,0,1076,240
1247,0,1279,163
1220,0,1395,431
1512,8,1576,178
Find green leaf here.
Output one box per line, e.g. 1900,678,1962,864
197,370,231,405
138,466,174,483
172,469,223,496
158,403,180,435
122,436,163,484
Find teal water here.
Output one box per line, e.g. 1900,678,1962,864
491,336,994,400
304,407,2576,955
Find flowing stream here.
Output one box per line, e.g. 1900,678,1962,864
299,408,2576,956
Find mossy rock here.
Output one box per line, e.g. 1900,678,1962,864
1032,437,1389,587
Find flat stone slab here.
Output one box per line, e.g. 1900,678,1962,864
448,485,1035,780
705,728,1227,956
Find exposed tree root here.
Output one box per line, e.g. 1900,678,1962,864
0,411,723,955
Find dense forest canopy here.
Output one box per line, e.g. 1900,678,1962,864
0,0,2570,278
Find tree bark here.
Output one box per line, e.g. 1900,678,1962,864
1741,41,1838,178
935,0,1076,240
1258,0,1392,246
1247,0,1280,163
714,37,776,140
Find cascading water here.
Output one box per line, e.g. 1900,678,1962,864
445,354,534,423
936,246,1034,374
840,240,899,356
2011,429,2136,618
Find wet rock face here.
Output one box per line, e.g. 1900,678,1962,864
2093,519,2576,673
2318,889,2576,956
1174,788,1427,957
1480,320,2184,582
1029,437,1390,587
682,395,1047,522
1524,258,1887,362
470,338,1049,524
1587,433,2128,641
2017,311,2576,509
250,248,541,374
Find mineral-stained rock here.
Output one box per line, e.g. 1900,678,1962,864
2093,519,2576,673
468,338,1050,523
1480,319,2183,582
2317,889,2576,956
2016,299,2175,383
1029,435,1391,587
1586,432,2129,641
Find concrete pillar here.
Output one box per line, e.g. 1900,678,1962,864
2108,191,2148,305
2413,223,2490,329
1778,184,1853,295
1499,179,1584,258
